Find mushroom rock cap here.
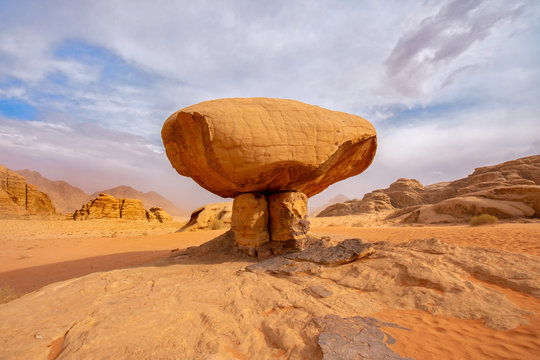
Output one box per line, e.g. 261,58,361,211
162,98,377,198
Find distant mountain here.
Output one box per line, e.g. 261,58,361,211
89,185,185,216
16,169,88,214
310,194,350,216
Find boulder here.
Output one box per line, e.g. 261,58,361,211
0,165,58,219
162,98,376,198
162,98,376,254
73,194,146,221
178,202,232,232
146,207,173,223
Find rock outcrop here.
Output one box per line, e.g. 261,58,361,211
318,155,540,223
1,235,539,359
162,98,376,254
146,206,173,223
178,202,232,231
73,193,171,222
0,165,58,219
15,169,88,214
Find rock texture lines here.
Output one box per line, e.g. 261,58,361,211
162,97,377,254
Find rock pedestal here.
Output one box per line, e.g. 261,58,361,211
268,191,309,249
231,190,309,255
231,193,269,255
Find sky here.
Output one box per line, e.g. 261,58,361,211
0,0,539,212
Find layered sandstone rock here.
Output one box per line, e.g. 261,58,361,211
404,186,540,224
178,202,233,232
318,155,540,223
0,165,58,219
73,194,146,221
162,98,376,254
231,194,269,251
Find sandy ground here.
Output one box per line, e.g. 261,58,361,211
1,219,539,359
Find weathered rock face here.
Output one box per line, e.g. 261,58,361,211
268,191,309,246
146,207,173,223
0,165,58,219
15,169,88,214
162,98,376,254
178,202,232,231
73,194,147,221
404,186,540,224
162,98,376,198
231,194,269,251
88,185,185,216
318,155,540,223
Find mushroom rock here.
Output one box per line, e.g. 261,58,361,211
162,98,377,254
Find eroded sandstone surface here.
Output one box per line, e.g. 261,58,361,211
318,155,540,223
73,193,172,222
162,98,376,198
178,202,232,231
0,165,58,219
162,98,377,253
1,234,538,359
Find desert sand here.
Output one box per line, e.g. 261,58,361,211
1,219,539,359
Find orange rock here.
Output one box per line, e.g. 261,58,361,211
231,193,269,252
73,194,147,221
162,98,377,198
146,207,173,223
178,202,232,231
0,165,58,219
268,191,309,247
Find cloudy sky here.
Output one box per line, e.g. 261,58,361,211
0,0,538,212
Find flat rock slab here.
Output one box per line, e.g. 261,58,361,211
285,238,374,266
246,237,373,273
314,315,413,360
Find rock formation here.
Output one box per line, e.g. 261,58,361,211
73,193,172,222
162,98,377,254
146,206,173,223
88,185,185,216
15,169,88,214
0,165,58,219
178,202,232,231
318,155,540,223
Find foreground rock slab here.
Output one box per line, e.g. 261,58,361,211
1,235,539,359
314,315,413,360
